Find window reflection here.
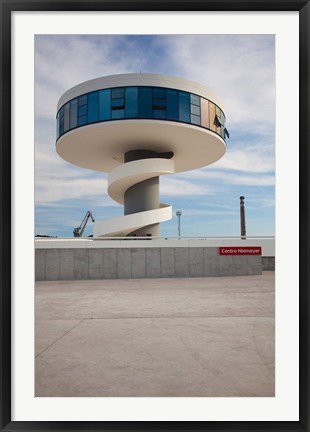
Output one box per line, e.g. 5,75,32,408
166,89,178,121
99,89,111,121
190,94,200,106
88,92,99,123
179,91,190,122
59,107,64,136
79,95,87,106
191,104,200,116
191,114,200,125
189,94,201,126
153,98,166,109
125,87,138,118
112,109,125,119
78,115,87,126
112,87,125,99
111,98,125,109
64,103,70,132
69,99,78,129
209,102,216,132
78,95,88,127
153,109,166,120
139,87,152,118
201,99,209,129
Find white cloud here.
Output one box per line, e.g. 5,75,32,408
160,177,214,196
35,35,150,121
179,169,275,187
36,177,108,204
35,148,110,205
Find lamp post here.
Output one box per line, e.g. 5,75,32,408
176,210,182,238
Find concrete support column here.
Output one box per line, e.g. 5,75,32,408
124,150,160,237
123,149,173,237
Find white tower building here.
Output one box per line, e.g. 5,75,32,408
56,73,228,237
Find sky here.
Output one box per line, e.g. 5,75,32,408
35,34,275,238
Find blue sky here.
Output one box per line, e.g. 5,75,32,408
35,35,275,238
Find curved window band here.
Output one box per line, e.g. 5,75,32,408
56,86,228,141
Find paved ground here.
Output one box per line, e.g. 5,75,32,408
35,272,275,397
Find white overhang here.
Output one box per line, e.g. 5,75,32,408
56,120,226,173
57,73,224,112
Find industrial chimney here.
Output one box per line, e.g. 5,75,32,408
240,196,246,239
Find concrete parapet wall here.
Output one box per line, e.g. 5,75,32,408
35,238,275,256
262,257,275,271
35,247,262,281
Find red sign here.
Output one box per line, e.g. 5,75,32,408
219,247,262,256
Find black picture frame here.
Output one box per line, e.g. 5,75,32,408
1,1,309,431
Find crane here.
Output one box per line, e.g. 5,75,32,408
73,211,95,237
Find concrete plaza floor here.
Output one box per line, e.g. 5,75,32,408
35,272,275,397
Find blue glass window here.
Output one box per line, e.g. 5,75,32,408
69,99,78,129
190,94,200,106
59,107,64,122
78,95,87,106
56,112,60,138
191,114,200,125
125,87,138,118
64,103,70,132
99,89,111,121
153,109,166,119
152,88,166,114
78,94,88,126
191,104,200,116
138,87,152,118
112,109,124,119
153,87,166,98
88,91,99,123
153,98,166,109
57,86,226,141
111,98,125,109
179,91,190,122
59,107,64,136
78,114,87,126
112,87,124,99
78,104,87,116
166,89,179,121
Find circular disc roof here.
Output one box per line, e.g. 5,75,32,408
57,73,224,111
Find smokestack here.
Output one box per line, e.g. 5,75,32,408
240,196,246,239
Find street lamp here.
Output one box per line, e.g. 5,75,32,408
176,210,182,238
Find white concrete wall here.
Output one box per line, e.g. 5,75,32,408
35,238,275,257
35,246,263,281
